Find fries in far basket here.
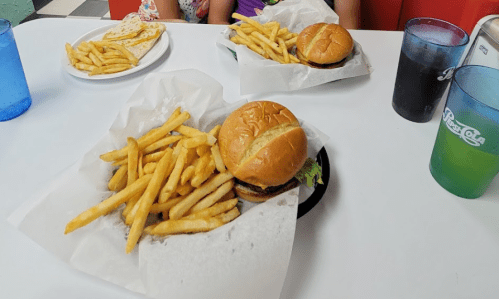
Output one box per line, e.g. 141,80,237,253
229,13,300,64
64,107,240,254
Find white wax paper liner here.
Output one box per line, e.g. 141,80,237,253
216,0,373,95
8,69,329,299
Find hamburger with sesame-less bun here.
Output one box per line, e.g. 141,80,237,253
218,101,309,202
296,23,354,69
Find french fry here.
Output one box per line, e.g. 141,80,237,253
126,148,173,221
143,162,157,174
150,217,224,236
126,147,173,253
232,13,271,35
94,41,139,66
183,198,238,220
183,134,208,148
174,125,217,145
142,135,183,155
77,41,91,52
65,43,78,66
251,31,282,54
191,158,216,188
127,137,139,186
215,207,241,224
277,37,290,64
189,179,235,213
169,172,234,220
143,223,159,235
269,22,280,42
88,52,103,67
87,41,106,61
219,189,236,202
108,165,127,191
211,144,226,173
208,125,222,138
175,182,194,196
163,147,187,193
99,111,190,162
143,149,167,164
138,152,144,177
196,144,211,156
150,196,185,214
89,64,132,76
74,63,97,72
64,174,153,234
231,35,266,57
72,52,93,64
180,164,195,185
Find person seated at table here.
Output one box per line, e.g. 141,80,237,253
125,0,236,24
235,0,360,29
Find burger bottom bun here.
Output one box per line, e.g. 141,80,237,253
297,50,350,69
234,178,300,203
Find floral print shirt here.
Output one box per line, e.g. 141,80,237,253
125,0,210,23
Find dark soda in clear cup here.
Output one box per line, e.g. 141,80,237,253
392,18,469,123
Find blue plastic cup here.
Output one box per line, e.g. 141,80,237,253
392,18,469,123
430,65,499,198
0,18,32,121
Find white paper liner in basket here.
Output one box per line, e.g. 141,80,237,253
216,0,373,95
8,69,329,299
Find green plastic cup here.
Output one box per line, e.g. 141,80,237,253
430,65,499,199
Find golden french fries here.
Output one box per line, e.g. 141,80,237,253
64,174,153,234
65,107,241,253
229,13,299,65
65,40,137,76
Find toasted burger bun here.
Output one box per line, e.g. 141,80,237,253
296,23,354,67
234,178,301,202
218,101,308,193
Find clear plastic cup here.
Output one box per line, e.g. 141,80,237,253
392,18,469,123
430,65,499,199
0,18,32,121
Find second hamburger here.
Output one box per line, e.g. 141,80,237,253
296,23,354,69
218,101,308,202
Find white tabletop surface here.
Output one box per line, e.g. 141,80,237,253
1,18,499,299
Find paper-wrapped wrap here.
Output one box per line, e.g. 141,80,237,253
8,70,329,299
216,0,373,95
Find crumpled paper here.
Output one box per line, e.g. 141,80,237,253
216,0,373,95
8,69,329,299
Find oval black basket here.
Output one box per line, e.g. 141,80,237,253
297,147,330,219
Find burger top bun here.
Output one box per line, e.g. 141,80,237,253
296,23,354,65
218,101,308,189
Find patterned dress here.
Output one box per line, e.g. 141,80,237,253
125,0,210,23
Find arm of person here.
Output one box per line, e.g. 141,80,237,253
207,0,236,25
334,0,360,29
154,18,189,23
155,0,183,20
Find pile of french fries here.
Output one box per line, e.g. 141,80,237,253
229,13,300,64
64,107,240,254
65,40,139,76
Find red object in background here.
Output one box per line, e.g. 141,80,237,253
397,0,499,34
361,0,404,30
108,0,142,20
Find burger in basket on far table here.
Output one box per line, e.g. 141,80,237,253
218,101,323,202
296,23,354,69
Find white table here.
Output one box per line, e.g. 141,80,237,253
1,18,499,299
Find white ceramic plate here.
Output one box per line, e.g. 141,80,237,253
61,23,169,80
